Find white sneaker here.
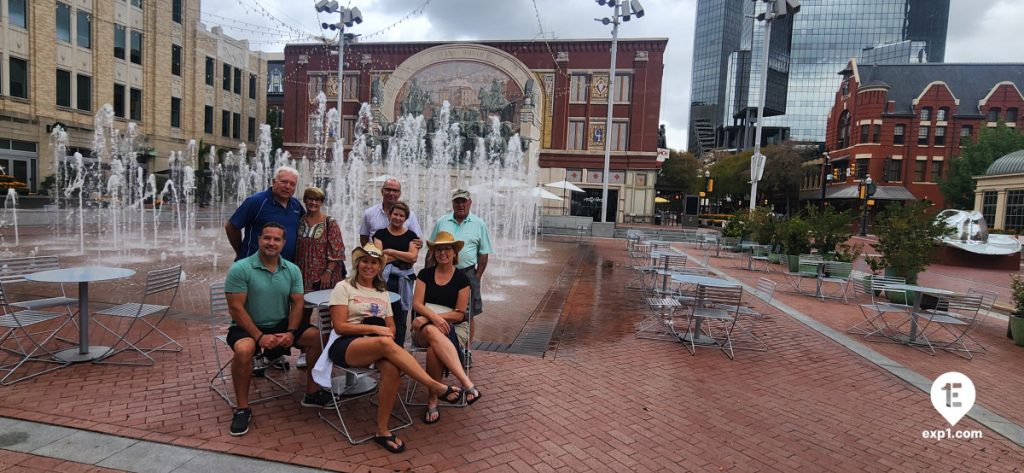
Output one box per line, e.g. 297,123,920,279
296,354,307,368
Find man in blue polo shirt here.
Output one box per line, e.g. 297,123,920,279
428,189,493,351
225,166,304,262
223,222,336,436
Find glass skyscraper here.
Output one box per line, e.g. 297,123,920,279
688,0,950,153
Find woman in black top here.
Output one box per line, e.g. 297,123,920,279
373,201,419,348
411,231,481,424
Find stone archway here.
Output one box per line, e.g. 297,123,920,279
377,43,543,171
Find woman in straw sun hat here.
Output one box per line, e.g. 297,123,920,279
410,231,482,425
312,242,463,454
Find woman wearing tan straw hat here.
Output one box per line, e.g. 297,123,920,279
312,242,463,454
410,231,481,424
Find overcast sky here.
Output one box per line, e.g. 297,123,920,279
201,0,1024,151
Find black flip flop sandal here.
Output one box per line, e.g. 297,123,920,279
423,406,440,424
373,434,406,454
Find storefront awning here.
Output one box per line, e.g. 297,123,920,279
823,184,917,201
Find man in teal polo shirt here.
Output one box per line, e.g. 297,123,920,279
429,189,493,349
223,222,334,436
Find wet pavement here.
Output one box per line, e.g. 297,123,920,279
0,228,1023,471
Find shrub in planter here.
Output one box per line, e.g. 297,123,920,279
869,202,950,284
1009,274,1024,345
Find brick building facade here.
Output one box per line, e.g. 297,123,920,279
810,59,1024,212
282,38,666,222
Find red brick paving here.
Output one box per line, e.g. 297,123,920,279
0,237,1023,471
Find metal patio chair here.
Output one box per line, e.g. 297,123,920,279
313,299,412,444
0,282,74,385
913,293,985,359
848,274,909,340
93,266,182,365
404,300,475,408
817,261,853,303
682,284,744,360
208,282,293,408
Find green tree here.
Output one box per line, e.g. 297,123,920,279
940,123,1024,209
710,151,753,208
655,150,699,210
760,142,815,213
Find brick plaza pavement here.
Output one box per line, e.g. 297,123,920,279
0,236,1022,471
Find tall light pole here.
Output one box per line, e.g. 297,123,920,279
315,0,363,137
595,0,644,223
819,151,831,210
859,174,875,236
749,0,800,210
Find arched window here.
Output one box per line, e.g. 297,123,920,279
837,111,851,148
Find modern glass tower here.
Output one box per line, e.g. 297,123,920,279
688,0,950,153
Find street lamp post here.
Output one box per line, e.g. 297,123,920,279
859,174,874,236
315,0,363,140
819,152,831,210
749,0,800,210
594,0,644,223
702,170,710,215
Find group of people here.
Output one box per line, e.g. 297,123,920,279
222,166,492,453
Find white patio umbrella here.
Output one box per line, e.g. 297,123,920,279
544,180,584,215
526,187,563,201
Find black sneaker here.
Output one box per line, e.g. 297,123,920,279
230,408,252,436
301,389,338,408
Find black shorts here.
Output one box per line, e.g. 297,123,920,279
327,335,361,368
226,319,314,351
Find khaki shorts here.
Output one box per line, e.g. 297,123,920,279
412,319,469,349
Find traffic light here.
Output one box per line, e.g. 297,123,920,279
707,178,714,193
832,168,839,180
849,161,857,177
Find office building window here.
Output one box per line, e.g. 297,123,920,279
884,158,902,182
205,57,214,86
914,160,926,182
1005,190,1024,232
893,124,905,145
131,0,142,8
269,69,283,93
982,191,997,228
9,57,28,99
56,3,71,43
233,68,241,94
130,31,143,64
343,117,356,145
610,122,628,151
249,74,257,99
77,10,91,48
232,113,241,139
113,84,125,118
114,25,126,59
872,125,881,143
936,107,948,121
988,107,1001,122
204,106,213,134
931,160,943,182
917,126,930,145
860,125,869,143
76,74,91,111
1008,108,1019,123
171,45,182,76
837,111,850,148
172,0,182,23
9,0,27,28
56,70,72,107
569,75,588,103
614,75,631,103
248,117,256,142
170,97,181,128
221,110,230,137
222,64,231,91
934,126,946,146
919,107,931,121
567,119,585,150
129,88,142,121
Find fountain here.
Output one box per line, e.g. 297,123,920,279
2,94,544,298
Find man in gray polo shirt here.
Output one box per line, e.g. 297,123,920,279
223,222,335,436
359,178,424,247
